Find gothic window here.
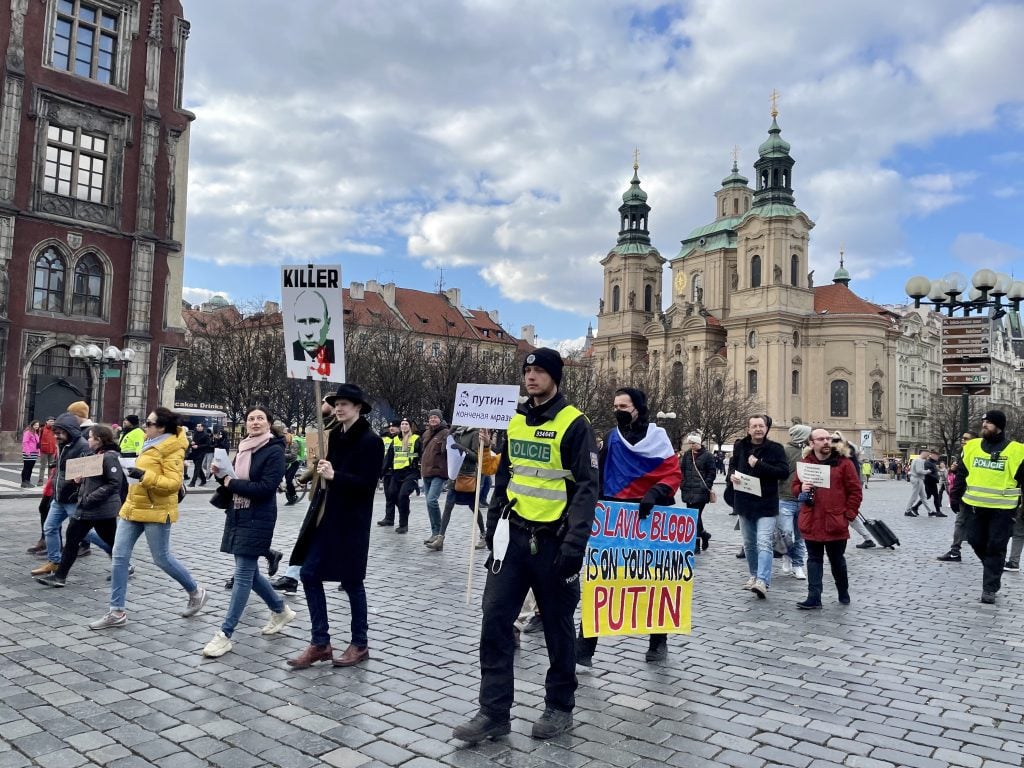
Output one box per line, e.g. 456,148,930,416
44,124,107,203
830,379,849,417
32,248,66,312
747,369,758,395
792,370,800,395
50,0,121,85
71,253,104,317
644,284,652,313
612,285,620,312
790,254,799,286
750,255,761,288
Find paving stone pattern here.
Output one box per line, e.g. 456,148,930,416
1,477,1021,767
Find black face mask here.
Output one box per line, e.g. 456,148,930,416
614,410,634,429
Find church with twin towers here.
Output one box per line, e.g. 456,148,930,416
590,107,901,454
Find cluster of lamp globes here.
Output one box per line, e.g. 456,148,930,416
68,343,136,364
905,269,1024,317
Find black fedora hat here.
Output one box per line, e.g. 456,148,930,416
325,383,372,414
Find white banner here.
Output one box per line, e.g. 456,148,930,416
281,265,346,382
451,383,520,429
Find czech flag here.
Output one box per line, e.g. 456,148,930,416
603,425,682,500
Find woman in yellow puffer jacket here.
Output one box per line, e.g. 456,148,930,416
88,406,208,630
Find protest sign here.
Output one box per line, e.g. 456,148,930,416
731,470,762,496
281,264,346,382
796,462,831,488
581,501,698,638
305,430,321,460
66,454,104,480
451,383,519,430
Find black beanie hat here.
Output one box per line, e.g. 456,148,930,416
124,414,139,427
983,410,1007,431
523,347,564,386
615,387,649,421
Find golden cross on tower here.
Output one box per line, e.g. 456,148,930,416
732,145,740,165
633,146,640,171
770,88,780,118
839,242,845,268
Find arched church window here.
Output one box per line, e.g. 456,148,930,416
612,285,620,312
792,370,800,395
772,169,780,187
722,201,727,217
750,255,761,288
830,380,849,417
733,198,739,215
790,254,799,287
644,284,652,313
33,247,66,312
744,197,749,212
611,347,617,361
747,369,758,395
691,273,703,304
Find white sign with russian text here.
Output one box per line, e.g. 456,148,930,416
451,383,520,429
797,462,832,488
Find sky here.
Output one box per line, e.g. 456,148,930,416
179,1,1024,349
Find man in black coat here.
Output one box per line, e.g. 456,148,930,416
727,415,790,599
286,384,384,669
679,432,717,553
188,423,212,487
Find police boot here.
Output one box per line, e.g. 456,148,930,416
531,707,573,739
452,711,511,743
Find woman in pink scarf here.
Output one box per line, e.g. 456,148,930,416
203,406,295,658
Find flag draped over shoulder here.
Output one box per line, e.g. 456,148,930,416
603,424,681,500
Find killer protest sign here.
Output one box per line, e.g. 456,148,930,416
581,500,698,638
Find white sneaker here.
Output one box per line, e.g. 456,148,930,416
182,586,208,618
781,555,792,574
792,565,807,580
751,579,768,598
261,605,296,635
742,576,756,590
202,631,233,658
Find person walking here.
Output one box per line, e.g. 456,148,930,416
36,425,125,587
420,410,450,541
829,432,881,550
453,347,599,743
428,425,482,552
21,420,41,488
287,384,384,669
388,418,420,534
904,449,933,516
36,416,58,486
956,410,1024,604
727,415,789,598
793,428,863,609
377,420,401,526
923,449,946,517
203,406,295,657
88,407,208,630
575,387,681,667
188,422,212,487
32,413,92,577
119,415,145,457
679,432,715,553
777,424,810,580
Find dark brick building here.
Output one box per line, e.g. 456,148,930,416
0,0,192,458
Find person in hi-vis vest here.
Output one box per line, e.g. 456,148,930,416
954,410,1024,604
453,347,599,745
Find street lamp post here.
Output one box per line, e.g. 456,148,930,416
68,342,136,424
905,270,1024,435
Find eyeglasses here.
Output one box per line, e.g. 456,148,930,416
144,420,157,427
831,438,842,443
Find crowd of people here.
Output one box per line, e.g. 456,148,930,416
17,350,1024,744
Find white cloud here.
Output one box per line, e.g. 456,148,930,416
949,233,1024,269
182,287,231,306
180,1,1024,319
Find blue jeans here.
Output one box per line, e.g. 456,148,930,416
110,519,197,611
424,477,446,535
222,555,284,637
300,541,368,647
44,499,77,563
739,515,776,586
776,500,806,567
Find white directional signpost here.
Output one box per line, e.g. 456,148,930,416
451,383,520,602
941,317,992,397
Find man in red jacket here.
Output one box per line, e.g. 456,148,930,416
36,416,58,485
792,428,863,610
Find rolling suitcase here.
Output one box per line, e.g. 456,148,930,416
861,516,900,549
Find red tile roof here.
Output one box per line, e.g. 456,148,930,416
341,288,405,328
813,283,894,317
468,309,518,347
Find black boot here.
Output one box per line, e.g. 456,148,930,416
798,557,823,609
452,711,511,743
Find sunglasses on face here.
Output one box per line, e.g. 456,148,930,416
145,420,157,427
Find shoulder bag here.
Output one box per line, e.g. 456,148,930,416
693,451,716,504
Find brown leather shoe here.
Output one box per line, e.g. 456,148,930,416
31,561,59,576
26,539,45,554
332,644,370,667
286,644,333,669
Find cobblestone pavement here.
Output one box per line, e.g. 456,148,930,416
1,477,1021,768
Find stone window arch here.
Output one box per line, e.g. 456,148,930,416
691,273,703,304
750,255,761,288
830,379,849,417
748,368,758,395
31,246,67,312
790,254,799,287
612,285,620,312
792,370,800,395
644,284,653,313
71,252,105,317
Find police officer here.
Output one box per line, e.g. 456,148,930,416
376,420,401,526
453,347,599,743
955,410,1024,604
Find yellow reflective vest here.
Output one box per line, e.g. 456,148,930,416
506,405,583,523
961,438,1024,510
393,434,419,471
